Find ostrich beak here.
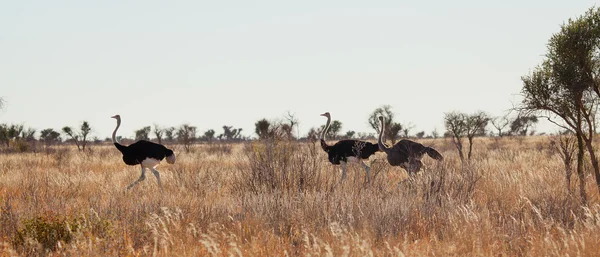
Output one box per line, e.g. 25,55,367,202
320,113,327,117
111,115,118,119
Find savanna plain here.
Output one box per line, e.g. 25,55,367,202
1,136,600,256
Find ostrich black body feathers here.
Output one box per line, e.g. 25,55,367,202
114,140,174,166
320,139,380,165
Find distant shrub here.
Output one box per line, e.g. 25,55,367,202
205,143,232,157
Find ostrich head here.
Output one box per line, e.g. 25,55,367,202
320,112,330,118
378,116,384,122
111,114,121,120
165,149,176,164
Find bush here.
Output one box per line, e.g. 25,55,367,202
13,215,79,251
235,139,323,194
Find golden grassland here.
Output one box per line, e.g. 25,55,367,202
1,136,600,256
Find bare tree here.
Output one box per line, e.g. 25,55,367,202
164,127,176,142
444,112,467,162
153,124,164,144
306,127,319,142
550,131,577,193
401,123,415,138
285,111,299,138
491,115,510,137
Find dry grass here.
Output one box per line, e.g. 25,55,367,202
1,136,600,256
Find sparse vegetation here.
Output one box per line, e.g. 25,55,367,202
0,138,600,256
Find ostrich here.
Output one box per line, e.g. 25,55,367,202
377,116,443,174
111,115,176,191
320,112,380,182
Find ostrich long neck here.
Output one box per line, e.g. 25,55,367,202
378,119,391,153
320,115,331,142
112,117,121,144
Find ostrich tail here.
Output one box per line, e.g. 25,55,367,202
426,147,443,161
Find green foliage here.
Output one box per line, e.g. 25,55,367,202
203,129,216,142
510,116,539,136
444,111,490,161
368,105,403,144
62,121,92,151
134,126,151,141
219,125,243,141
320,120,342,139
40,129,61,146
255,118,272,139
345,130,356,139
519,6,600,201
14,216,79,251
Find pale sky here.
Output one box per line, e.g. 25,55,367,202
1,0,597,139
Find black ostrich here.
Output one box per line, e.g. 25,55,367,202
111,115,176,191
319,112,380,182
377,116,443,175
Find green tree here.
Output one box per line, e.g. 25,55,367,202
62,121,92,151
134,126,151,141
509,116,539,136
444,111,489,162
320,120,342,140
345,130,356,139
220,126,243,141
203,129,215,142
153,124,164,144
368,105,403,144
255,119,272,139
40,128,61,147
518,7,600,201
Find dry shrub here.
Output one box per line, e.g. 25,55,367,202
235,139,323,194
2,138,600,256
13,215,79,253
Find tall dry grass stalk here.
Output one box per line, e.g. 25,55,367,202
1,137,600,256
